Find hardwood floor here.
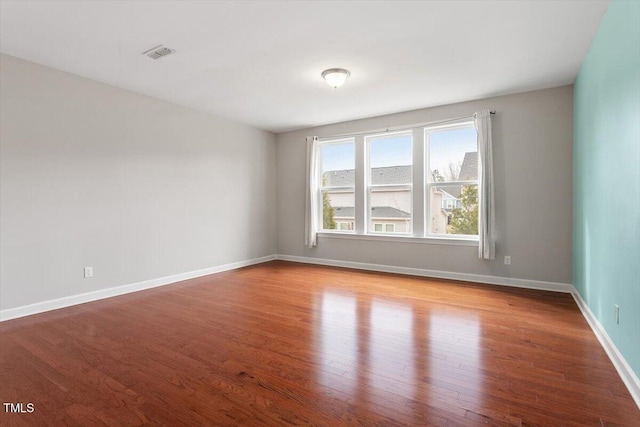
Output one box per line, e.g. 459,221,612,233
1,261,638,426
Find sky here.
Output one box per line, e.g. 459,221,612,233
429,128,477,176
370,134,412,168
321,142,355,171
321,128,477,177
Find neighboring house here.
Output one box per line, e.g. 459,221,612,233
440,189,461,211
324,166,412,232
429,189,448,234
432,151,478,232
331,206,410,233
323,151,478,233
438,151,478,211
436,152,478,207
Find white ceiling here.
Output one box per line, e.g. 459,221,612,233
0,0,609,133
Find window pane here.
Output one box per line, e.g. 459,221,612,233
429,184,478,235
369,133,412,185
323,191,354,231
320,140,355,231
428,127,477,183
321,141,355,187
368,132,412,234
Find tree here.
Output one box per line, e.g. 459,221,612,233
448,185,478,235
322,176,336,229
432,161,462,183
445,161,462,182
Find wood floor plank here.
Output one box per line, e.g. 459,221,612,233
1,260,638,426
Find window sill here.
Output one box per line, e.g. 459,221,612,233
317,231,479,246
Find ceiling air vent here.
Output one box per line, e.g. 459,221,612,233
142,45,175,60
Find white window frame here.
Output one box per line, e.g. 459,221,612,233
314,117,480,245
318,138,356,233
424,121,479,238
366,131,413,235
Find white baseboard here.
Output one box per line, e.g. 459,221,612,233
0,255,276,322
571,290,640,409
276,254,573,293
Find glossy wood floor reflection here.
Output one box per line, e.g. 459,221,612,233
1,261,638,426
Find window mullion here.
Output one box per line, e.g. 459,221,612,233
424,129,431,235
354,135,366,235
412,127,425,237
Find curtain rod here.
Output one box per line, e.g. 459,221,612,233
325,110,495,139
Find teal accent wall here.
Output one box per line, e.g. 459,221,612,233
574,0,640,378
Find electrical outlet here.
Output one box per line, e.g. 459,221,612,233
84,266,93,278
615,304,620,324
504,256,511,265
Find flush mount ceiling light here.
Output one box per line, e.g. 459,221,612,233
321,68,351,88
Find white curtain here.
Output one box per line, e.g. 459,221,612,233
475,110,495,260
304,136,320,248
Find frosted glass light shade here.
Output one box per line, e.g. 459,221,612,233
321,68,350,88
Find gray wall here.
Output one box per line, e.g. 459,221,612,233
0,54,277,311
0,53,573,313
276,86,573,284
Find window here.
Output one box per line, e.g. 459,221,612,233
372,223,396,233
314,116,480,242
319,139,355,232
367,132,412,234
425,122,478,236
337,222,353,231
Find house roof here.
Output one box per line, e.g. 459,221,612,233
440,188,459,199
370,166,412,185
324,153,476,188
333,206,355,218
326,153,475,200
371,206,411,218
333,206,410,219
459,152,478,181
324,169,355,187
324,165,411,187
